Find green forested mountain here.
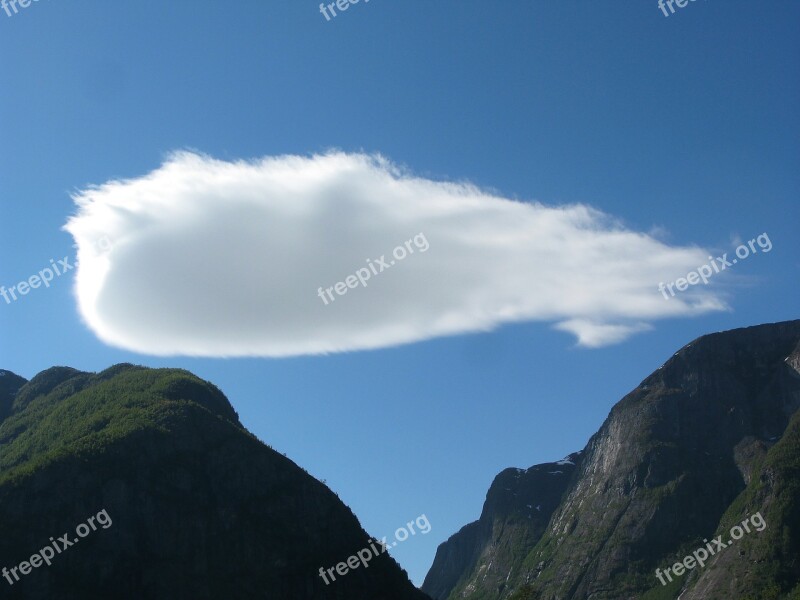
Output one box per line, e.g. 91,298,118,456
0,364,429,600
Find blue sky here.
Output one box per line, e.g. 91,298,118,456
1,0,798,585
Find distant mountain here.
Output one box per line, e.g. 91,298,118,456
422,320,800,600
0,364,430,600
422,453,582,600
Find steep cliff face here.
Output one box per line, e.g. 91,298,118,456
678,408,800,600
424,320,800,600
422,454,580,600
0,364,430,600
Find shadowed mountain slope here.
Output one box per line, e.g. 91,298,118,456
423,320,800,600
0,364,430,600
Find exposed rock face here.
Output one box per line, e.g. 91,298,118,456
0,364,430,600
679,409,800,599
423,320,800,599
422,454,580,600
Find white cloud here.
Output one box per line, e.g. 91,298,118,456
553,320,653,348
64,151,727,357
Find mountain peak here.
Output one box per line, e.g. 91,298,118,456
424,319,800,599
0,363,428,599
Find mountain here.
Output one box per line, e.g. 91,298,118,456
679,407,800,600
0,368,26,424
422,454,582,600
422,320,800,600
0,364,430,600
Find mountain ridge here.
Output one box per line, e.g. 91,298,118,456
423,319,800,600
0,364,430,600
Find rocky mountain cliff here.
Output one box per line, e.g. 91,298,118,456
422,320,800,600
422,454,581,600
0,364,430,600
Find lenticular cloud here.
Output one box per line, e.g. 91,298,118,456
64,151,726,357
